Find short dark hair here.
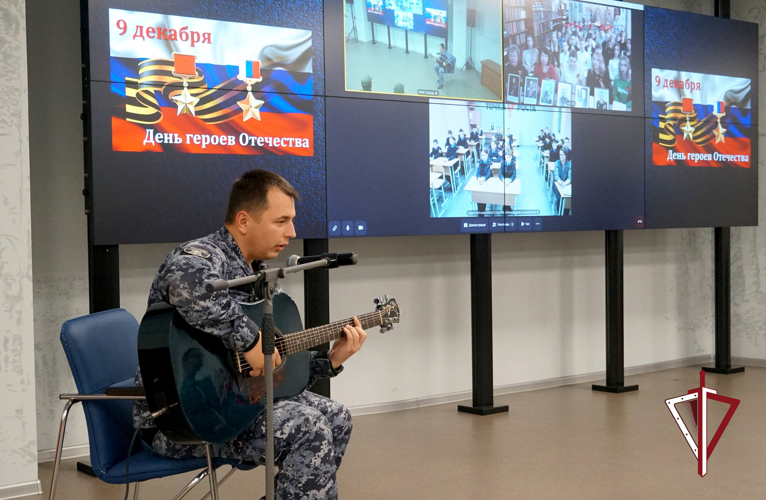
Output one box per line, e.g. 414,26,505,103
439,43,445,49
225,169,299,224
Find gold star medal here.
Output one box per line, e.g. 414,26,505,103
238,59,265,122
713,100,727,144
173,87,200,116
714,122,727,144
681,97,694,141
681,120,694,141
171,52,200,116
238,92,264,122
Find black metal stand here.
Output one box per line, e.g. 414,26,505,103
387,26,392,49
346,4,358,44
703,227,744,375
405,30,409,53
462,26,475,72
423,34,428,58
88,244,119,313
593,230,638,393
371,21,376,44
304,239,331,397
458,234,509,416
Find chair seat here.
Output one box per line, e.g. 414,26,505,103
100,448,257,484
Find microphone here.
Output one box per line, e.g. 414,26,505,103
286,253,358,269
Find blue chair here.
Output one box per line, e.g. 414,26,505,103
50,308,254,500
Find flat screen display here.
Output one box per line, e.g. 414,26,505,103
83,0,759,245
86,0,326,244
643,6,758,229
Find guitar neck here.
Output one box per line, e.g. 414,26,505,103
279,311,382,356
236,310,383,371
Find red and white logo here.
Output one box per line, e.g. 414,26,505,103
665,370,739,477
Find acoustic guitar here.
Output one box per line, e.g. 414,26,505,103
138,294,400,444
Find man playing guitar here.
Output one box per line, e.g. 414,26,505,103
433,42,456,90
133,170,367,500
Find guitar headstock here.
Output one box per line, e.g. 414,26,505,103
374,295,400,333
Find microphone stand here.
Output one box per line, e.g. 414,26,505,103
206,258,333,500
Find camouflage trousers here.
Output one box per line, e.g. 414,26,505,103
150,391,353,499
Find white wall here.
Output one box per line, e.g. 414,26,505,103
0,0,42,498
27,0,92,461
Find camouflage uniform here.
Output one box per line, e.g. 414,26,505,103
133,227,351,500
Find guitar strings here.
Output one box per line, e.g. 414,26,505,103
243,312,378,362
236,311,383,370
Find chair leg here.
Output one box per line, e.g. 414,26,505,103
172,469,209,500
205,444,220,500
199,467,237,500
132,482,140,500
48,399,78,500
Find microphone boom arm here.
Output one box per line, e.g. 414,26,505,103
205,258,330,293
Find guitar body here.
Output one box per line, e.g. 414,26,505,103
138,293,310,445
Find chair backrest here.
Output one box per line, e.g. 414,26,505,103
60,309,145,478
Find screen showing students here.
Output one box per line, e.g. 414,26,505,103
346,0,503,101
429,100,573,219
504,0,638,113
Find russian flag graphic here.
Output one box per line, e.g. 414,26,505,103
239,60,261,80
716,101,725,114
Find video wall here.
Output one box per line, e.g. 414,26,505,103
84,0,758,245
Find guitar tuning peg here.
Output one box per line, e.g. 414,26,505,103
379,326,386,334
374,298,380,305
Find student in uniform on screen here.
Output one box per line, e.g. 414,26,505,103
560,50,582,87
522,36,539,75
457,130,469,149
505,44,527,81
361,75,372,91
553,148,572,210
586,51,611,101
475,150,492,217
549,139,561,163
624,38,633,67
430,140,443,159
500,150,517,215
559,41,569,73
607,43,622,81
577,43,592,73
612,56,632,108
488,141,502,163
533,48,557,86
444,137,458,161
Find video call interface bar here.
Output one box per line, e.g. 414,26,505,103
85,0,758,245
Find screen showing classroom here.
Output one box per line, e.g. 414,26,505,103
83,0,758,244
348,0,504,101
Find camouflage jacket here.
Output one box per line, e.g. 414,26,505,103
134,226,342,428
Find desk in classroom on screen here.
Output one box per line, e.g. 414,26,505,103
464,177,521,208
